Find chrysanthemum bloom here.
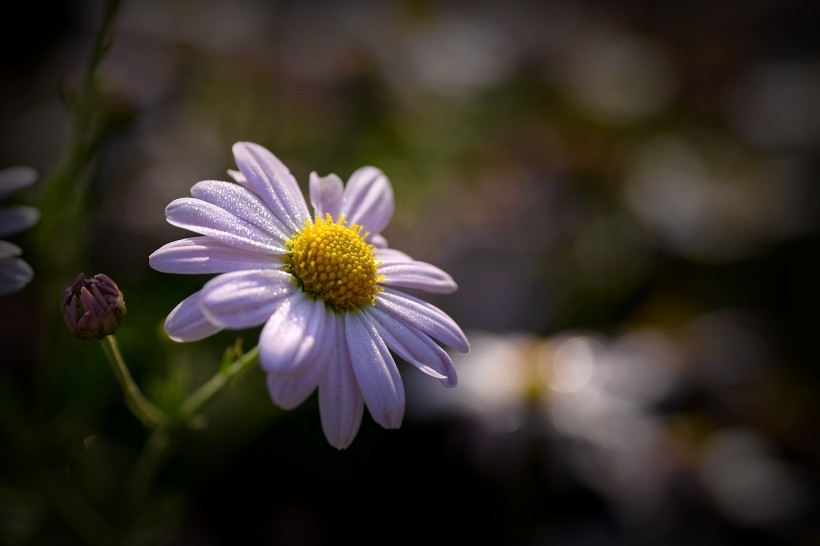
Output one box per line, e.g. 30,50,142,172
150,142,469,448
0,166,39,296
61,273,126,339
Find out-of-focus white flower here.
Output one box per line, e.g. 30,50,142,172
150,142,469,449
0,166,39,296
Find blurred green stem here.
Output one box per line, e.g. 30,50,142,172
100,335,166,429
102,337,260,433
33,0,122,418
177,343,260,424
117,343,260,528
36,0,121,277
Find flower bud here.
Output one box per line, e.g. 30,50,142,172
61,273,126,339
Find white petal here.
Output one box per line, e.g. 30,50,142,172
0,206,40,238
0,257,33,295
266,313,335,410
376,288,470,353
149,237,282,274
340,166,394,236
200,269,296,329
258,294,329,375
319,317,364,449
165,197,286,255
365,306,457,387
309,172,344,220
164,290,223,342
345,312,404,430
232,142,310,232
0,166,37,200
190,180,292,242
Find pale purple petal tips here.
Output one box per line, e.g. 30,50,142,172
341,166,394,236
0,257,33,296
200,269,296,329
149,237,281,274
232,142,310,232
345,312,405,429
226,169,245,183
365,306,458,387
379,258,458,294
0,166,37,200
0,206,40,238
259,294,329,375
165,198,286,255
190,180,291,242
266,312,335,410
309,172,344,220
266,356,326,410
369,234,389,248
319,317,364,449
164,290,223,342
0,167,38,296
375,248,412,264
377,288,470,353
0,241,21,259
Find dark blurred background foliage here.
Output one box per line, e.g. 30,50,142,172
1,0,819,544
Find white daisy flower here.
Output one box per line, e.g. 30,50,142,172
150,142,469,448
0,166,39,296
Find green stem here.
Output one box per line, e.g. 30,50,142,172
36,0,122,260
99,335,166,429
176,345,260,424
115,343,259,529
33,0,123,422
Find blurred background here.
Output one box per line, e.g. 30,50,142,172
1,0,819,544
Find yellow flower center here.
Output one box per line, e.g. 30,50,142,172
284,214,383,311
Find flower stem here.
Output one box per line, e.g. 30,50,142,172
176,344,260,424
99,335,166,429
35,0,122,280
116,343,260,528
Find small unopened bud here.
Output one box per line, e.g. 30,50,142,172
61,273,126,339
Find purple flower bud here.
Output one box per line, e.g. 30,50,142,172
61,273,126,339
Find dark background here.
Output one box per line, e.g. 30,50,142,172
1,0,819,544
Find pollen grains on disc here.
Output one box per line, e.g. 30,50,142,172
285,214,383,310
